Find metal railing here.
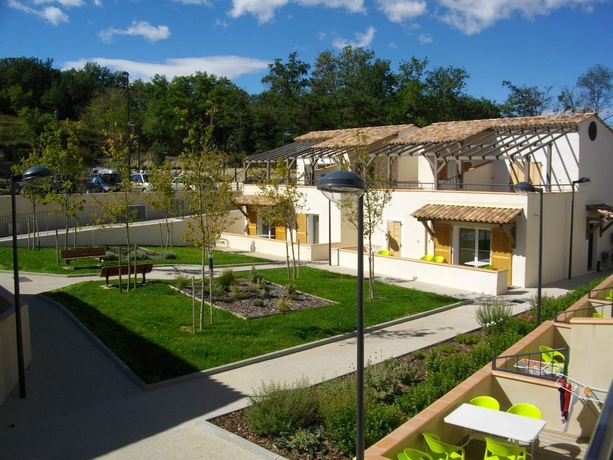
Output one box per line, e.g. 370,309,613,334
554,304,609,323
492,346,569,381
588,286,613,302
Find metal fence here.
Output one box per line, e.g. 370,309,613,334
492,346,569,381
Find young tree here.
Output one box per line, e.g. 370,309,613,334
145,163,179,249
337,131,392,300
257,158,306,280
576,64,613,117
179,108,238,327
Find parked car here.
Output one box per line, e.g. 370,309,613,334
130,172,153,192
91,167,121,185
171,176,193,191
84,175,120,193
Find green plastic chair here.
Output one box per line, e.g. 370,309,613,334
432,256,446,263
469,395,500,410
422,433,465,460
539,345,565,363
484,436,527,460
593,312,605,318
402,448,433,460
378,249,391,256
420,254,434,261
604,289,613,300
507,403,541,419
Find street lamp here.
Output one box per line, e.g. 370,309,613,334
122,71,130,166
568,177,591,279
514,181,543,326
11,165,53,398
317,170,367,460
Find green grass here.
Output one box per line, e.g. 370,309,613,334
45,267,458,383
0,246,270,274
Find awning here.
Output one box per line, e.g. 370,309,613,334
586,204,613,237
234,195,277,207
586,204,613,220
411,204,522,224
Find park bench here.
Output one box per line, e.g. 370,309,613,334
61,247,107,265
99,263,154,286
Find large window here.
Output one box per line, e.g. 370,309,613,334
459,228,491,265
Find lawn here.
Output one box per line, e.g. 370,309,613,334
45,266,458,383
0,245,270,274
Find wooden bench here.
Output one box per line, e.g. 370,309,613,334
99,263,154,285
61,247,107,265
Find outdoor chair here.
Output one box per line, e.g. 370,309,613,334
469,395,500,410
539,345,565,363
422,432,465,460
399,448,433,460
605,289,613,300
432,256,446,263
483,436,527,460
378,249,391,256
593,312,605,318
507,403,541,455
420,254,434,261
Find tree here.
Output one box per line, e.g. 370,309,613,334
34,120,86,249
179,108,238,328
501,81,552,117
576,64,613,117
257,159,306,280
145,163,179,249
338,131,392,300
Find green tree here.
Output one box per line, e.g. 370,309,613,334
257,159,306,280
576,64,612,117
501,80,552,117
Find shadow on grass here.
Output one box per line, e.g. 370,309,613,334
47,291,199,383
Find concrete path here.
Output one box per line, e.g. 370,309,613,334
0,256,608,460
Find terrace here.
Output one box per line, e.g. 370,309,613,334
364,274,613,460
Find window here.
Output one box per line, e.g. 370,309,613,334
459,228,491,265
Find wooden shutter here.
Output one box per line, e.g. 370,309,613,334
491,228,512,284
433,224,451,263
247,207,257,236
510,162,542,185
296,214,307,244
275,223,286,241
387,221,401,256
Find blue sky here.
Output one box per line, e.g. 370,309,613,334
1,0,612,105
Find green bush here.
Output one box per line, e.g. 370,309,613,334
423,348,445,374
160,250,177,260
365,359,419,404
252,299,265,307
246,378,317,436
435,342,458,355
475,297,512,328
230,285,246,300
105,250,118,260
276,426,328,457
455,332,481,345
277,296,291,313
285,282,298,298
174,273,190,290
216,269,237,291
249,266,264,284
364,404,404,450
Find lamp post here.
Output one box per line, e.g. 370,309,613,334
12,165,53,398
568,177,591,279
122,71,130,166
514,181,543,326
318,170,367,460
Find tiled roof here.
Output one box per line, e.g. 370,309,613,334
390,114,595,146
295,125,414,147
587,204,613,220
234,195,278,206
411,204,523,224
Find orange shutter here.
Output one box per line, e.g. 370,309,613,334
433,224,451,263
275,223,286,241
247,207,257,236
296,214,307,244
491,229,512,285
387,221,401,256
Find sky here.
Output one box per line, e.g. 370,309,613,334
1,0,612,105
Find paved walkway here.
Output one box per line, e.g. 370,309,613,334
0,256,608,460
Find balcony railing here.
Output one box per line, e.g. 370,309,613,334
555,304,609,323
492,346,569,381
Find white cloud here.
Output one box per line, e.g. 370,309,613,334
62,56,271,81
418,33,432,43
99,21,171,43
436,0,604,35
376,0,427,23
172,0,212,5
332,25,376,49
229,0,365,24
93,0,102,5
7,1,70,25
33,0,84,7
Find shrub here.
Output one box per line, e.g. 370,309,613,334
216,269,237,291
364,404,404,451
230,285,246,300
365,359,420,404
246,378,317,436
160,250,177,260
285,282,298,298
128,249,149,260
423,348,445,374
249,266,264,284
276,426,328,457
435,342,458,355
455,332,481,345
252,299,265,307
277,296,291,313
105,250,118,260
475,297,512,328
174,273,190,290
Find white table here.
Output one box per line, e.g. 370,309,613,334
444,403,546,444
465,259,490,268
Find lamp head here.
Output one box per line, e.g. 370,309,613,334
514,181,539,195
573,177,591,185
317,170,366,205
